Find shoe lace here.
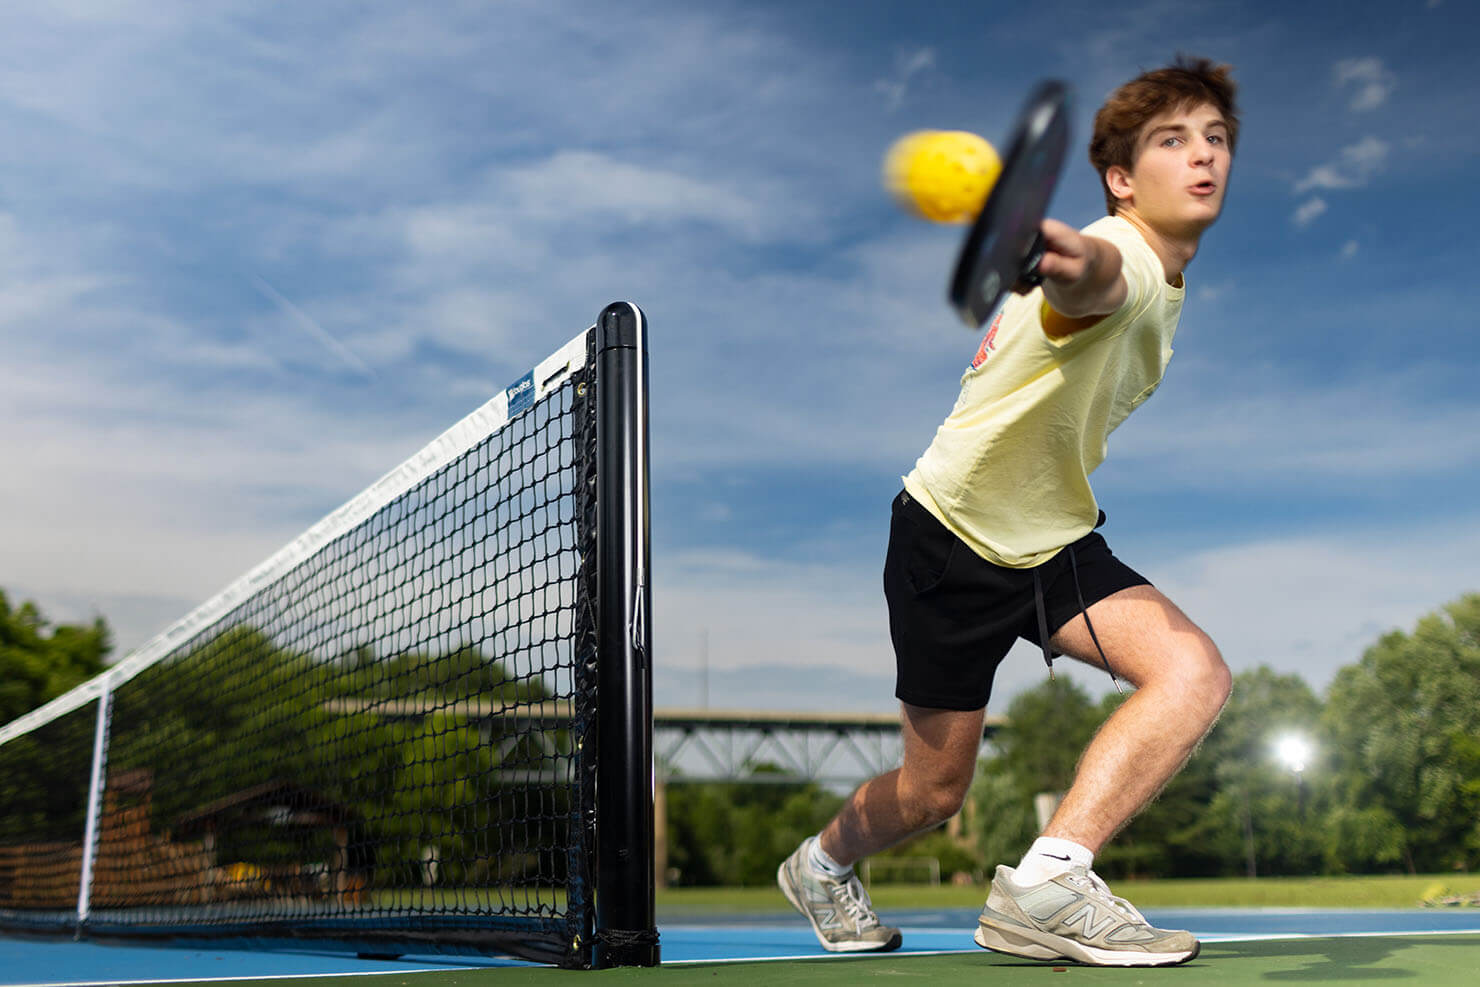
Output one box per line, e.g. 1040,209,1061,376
1068,868,1150,926
834,874,880,929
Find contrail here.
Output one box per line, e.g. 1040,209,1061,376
250,275,377,380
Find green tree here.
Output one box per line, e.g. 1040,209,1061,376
1087,686,1218,880
962,758,1036,876
978,667,1327,880
1148,666,1324,878
960,678,1099,875
664,766,844,886
371,644,553,704
1321,593,1480,873
0,591,112,842
47,622,556,892
993,676,1101,795
0,590,111,724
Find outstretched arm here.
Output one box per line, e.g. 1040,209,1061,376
1033,218,1128,337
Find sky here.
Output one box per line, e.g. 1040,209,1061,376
2,0,1477,716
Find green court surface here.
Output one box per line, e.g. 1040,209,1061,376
12,888,1480,985
156,934,1480,986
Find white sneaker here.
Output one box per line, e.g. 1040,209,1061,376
975,864,1199,967
777,838,902,953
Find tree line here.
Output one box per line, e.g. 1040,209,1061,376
665,592,1480,884
5,589,1478,886
0,590,577,893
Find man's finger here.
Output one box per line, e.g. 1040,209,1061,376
1036,252,1071,282
1039,217,1083,255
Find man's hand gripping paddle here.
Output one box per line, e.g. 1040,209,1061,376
948,81,1073,328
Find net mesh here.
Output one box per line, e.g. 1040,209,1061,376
0,331,603,967
0,706,96,931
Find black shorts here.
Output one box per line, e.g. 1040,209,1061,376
883,490,1150,711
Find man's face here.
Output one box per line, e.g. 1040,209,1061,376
1113,102,1232,239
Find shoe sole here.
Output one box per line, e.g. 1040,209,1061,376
777,859,903,954
974,920,1199,967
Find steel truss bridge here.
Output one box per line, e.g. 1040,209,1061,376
325,699,1004,787
654,708,1003,786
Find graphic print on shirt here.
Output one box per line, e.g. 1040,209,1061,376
972,309,1005,369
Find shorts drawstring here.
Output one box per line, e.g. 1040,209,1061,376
1036,545,1125,694
1069,546,1124,694
1032,567,1056,679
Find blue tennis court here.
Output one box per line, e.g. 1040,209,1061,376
8,907,1480,985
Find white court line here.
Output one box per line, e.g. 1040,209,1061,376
661,948,979,966
1200,927,1480,943
656,924,1480,966
6,968,492,987
16,926,1480,981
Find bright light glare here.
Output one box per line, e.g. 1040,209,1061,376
1274,733,1312,774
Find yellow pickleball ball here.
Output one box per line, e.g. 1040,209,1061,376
883,130,1002,224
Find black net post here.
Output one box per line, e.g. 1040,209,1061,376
592,302,659,968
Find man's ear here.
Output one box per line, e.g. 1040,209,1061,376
1106,165,1134,206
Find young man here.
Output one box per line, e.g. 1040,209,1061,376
778,58,1239,967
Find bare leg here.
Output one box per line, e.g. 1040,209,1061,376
1042,585,1231,852
818,702,985,867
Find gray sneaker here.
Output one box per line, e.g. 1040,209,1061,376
974,864,1199,967
777,838,902,953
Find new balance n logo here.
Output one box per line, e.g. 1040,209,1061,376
1059,902,1119,941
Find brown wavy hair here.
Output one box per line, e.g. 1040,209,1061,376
1089,57,1240,215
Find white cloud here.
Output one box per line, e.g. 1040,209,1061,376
0,214,120,329
0,215,461,626
1292,196,1328,228
251,276,377,379
650,542,1115,712
1296,167,1350,194
648,513,1480,713
1294,136,1390,193
696,502,734,523
499,151,801,242
1156,523,1480,691
1196,280,1235,303
0,379,429,601
1111,365,1480,489
1333,57,1396,112
655,548,892,674
874,47,936,111
1340,239,1360,259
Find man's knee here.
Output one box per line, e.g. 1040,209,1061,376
1171,632,1231,721
922,778,970,824
898,704,985,827
901,768,972,826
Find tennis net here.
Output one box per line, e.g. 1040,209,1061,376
0,303,657,970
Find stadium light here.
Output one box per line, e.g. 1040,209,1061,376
1273,733,1312,775
1272,736,1308,775
1273,731,1314,821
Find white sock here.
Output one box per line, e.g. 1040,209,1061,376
1012,837,1093,886
808,836,853,879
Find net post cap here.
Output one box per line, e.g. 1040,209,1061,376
596,302,646,351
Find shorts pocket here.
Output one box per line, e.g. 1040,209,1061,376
898,507,956,595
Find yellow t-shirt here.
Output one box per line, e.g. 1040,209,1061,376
903,215,1183,568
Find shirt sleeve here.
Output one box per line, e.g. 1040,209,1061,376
1040,217,1163,350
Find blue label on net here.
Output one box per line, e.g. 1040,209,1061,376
506,371,536,418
